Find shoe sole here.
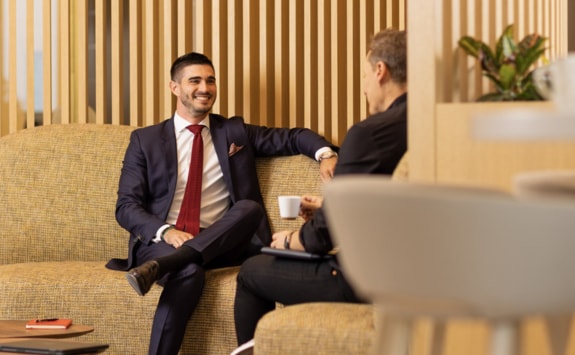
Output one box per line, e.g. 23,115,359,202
125,273,145,296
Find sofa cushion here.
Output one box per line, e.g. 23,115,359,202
0,261,240,354
254,302,375,354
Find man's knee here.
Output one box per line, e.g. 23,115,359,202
234,200,264,216
158,262,205,288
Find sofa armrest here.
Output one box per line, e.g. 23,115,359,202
254,303,374,355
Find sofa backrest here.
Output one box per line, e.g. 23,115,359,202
0,124,323,264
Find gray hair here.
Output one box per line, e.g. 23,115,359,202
368,29,407,84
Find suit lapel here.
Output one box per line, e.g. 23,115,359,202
209,114,235,200
162,118,179,214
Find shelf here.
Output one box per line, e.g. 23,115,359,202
473,108,575,140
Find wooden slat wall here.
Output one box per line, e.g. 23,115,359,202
0,0,406,144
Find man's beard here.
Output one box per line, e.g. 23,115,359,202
182,95,214,117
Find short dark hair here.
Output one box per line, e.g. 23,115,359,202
170,52,215,81
368,29,407,84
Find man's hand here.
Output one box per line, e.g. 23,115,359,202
163,228,194,248
299,195,323,221
319,156,337,182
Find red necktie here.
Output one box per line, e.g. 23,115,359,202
175,125,204,235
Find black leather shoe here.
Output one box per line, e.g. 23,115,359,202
125,260,160,296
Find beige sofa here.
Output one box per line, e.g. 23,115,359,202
0,124,375,354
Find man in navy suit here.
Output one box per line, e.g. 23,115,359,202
105,52,337,355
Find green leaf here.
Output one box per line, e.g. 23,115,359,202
482,72,503,92
479,48,498,74
517,48,546,76
501,34,517,62
518,34,547,55
496,24,515,63
458,36,482,58
499,64,516,90
515,84,544,100
477,92,506,102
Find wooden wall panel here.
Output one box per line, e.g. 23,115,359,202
0,0,406,144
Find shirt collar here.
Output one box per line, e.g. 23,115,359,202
173,112,210,134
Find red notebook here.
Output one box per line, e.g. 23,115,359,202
25,318,73,329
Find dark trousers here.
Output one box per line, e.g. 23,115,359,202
233,253,363,345
135,200,264,355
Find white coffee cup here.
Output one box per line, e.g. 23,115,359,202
533,54,575,114
278,196,301,219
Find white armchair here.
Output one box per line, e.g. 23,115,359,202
323,176,575,355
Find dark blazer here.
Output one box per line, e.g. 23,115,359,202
107,113,335,270
300,93,407,255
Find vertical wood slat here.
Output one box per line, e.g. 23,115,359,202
211,0,223,115
288,0,297,129
303,0,312,130
143,0,157,127
346,0,355,137
111,0,124,125
59,0,70,124
273,0,285,128
95,0,106,124
161,0,174,120
26,0,35,129
8,0,18,133
177,0,193,56
316,0,326,134
129,0,141,127
42,0,52,125
242,1,252,123
227,0,237,116
74,0,88,123
0,1,4,135
259,0,269,127
329,0,339,143
358,0,369,122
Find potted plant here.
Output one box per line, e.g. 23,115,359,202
458,24,547,101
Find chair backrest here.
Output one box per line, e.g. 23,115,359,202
323,176,575,318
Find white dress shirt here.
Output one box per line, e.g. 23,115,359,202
154,113,230,241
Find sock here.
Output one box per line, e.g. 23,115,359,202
154,246,203,275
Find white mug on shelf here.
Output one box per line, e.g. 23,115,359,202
532,54,575,115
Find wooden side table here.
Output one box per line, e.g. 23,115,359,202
0,321,98,355
0,320,93,339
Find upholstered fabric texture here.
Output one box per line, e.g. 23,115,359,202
255,303,375,354
0,124,348,355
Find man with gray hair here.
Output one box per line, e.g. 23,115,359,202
232,28,408,352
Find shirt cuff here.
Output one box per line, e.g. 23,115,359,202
153,224,173,243
315,147,335,161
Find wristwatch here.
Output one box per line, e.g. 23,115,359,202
318,150,338,162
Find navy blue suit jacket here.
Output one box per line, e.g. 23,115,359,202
107,113,335,270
